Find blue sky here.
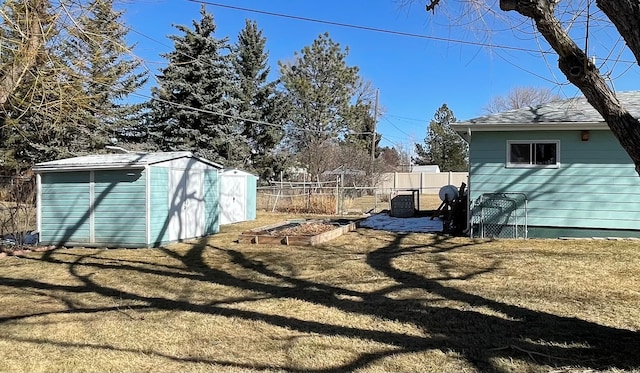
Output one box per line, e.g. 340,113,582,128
118,0,640,153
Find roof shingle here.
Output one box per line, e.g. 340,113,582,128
459,91,640,125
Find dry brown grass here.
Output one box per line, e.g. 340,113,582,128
1,211,639,372
257,193,338,214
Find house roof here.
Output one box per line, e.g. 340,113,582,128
220,168,259,178
33,151,223,172
452,91,640,132
411,165,440,173
323,165,366,176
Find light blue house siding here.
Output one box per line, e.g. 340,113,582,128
35,152,222,248
469,130,640,237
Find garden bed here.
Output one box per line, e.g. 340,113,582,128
238,219,358,246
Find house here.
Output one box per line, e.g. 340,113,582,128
411,165,440,173
451,91,640,238
33,151,222,248
219,169,258,225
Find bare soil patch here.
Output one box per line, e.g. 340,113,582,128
238,218,358,246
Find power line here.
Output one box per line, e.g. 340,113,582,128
186,0,553,54
385,113,428,123
124,89,375,136
381,116,415,138
186,0,639,66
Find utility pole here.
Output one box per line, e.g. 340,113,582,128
370,89,379,175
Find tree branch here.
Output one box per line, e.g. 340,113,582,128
597,0,640,66
0,0,49,106
499,0,640,174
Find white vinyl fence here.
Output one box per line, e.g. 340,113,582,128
377,172,468,194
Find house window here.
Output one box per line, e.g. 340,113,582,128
506,140,560,168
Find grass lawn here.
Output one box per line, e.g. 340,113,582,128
1,211,639,372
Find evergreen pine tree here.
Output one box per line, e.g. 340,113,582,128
279,32,359,177
64,0,147,150
414,104,468,171
150,6,238,164
0,0,86,168
343,80,380,162
232,19,287,179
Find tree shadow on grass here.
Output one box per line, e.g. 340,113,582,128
365,233,640,371
1,232,639,372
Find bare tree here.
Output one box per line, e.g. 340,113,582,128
1,1,147,169
484,86,561,113
419,0,640,174
0,0,50,106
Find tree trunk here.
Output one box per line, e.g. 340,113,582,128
499,0,640,175
0,0,49,106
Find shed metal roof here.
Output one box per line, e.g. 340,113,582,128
452,91,640,132
33,151,223,172
220,168,258,178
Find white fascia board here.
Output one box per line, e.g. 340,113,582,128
36,173,42,237
451,122,609,133
32,165,146,173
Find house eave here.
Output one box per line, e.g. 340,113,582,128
451,122,609,133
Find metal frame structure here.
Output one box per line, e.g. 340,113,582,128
470,193,528,239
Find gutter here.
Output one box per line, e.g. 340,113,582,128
451,122,609,133
32,165,146,173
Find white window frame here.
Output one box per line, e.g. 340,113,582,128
506,140,560,168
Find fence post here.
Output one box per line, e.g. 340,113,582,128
335,176,339,215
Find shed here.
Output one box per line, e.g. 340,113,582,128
219,169,258,225
33,151,222,248
452,91,640,238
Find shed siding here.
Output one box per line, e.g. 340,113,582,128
469,130,640,231
93,170,146,246
204,169,220,234
40,172,91,245
149,167,171,245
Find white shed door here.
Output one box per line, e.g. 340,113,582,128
220,175,245,225
169,169,204,240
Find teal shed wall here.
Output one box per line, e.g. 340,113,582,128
204,169,221,234
149,167,170,245
246,175,257,221
469,130,640,237
93,170,146,246
146,166,219,245
40,172,92,245
39,170,147,247
219,170,257,225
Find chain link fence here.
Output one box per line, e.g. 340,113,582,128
257,181,390,215
470,193,528,239
1,175,38,249
257,181,449,216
